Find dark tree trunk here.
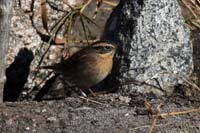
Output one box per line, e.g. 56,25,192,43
0,0,13,102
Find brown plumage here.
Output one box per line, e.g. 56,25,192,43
40,41,117,89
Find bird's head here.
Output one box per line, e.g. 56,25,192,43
90,41,117,59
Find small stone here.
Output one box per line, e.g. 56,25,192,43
6,119,13,125
22,91,27,95
49,53,57,60
47,117,57,122
26,127,30,130
125,113,129,116
119,96,131,104
41,109,47,113
35,108,41,113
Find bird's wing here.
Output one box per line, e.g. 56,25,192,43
54,48,89,72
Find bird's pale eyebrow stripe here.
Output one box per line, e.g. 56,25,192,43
92,43,115,48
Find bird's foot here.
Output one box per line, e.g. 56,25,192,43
88,88,97,97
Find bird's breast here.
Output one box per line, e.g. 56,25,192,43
73,56,113,88
92,57,113,79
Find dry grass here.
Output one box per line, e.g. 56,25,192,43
179,0,200,30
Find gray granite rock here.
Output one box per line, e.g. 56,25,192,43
103,0,193,95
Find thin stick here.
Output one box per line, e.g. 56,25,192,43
182,0,198,18
157,108,200,118
103,0,118,6
197,0,200,6
184,22,196,30
80,0,93,13
130,103,200,132
149,117,158,133
62,0,74,10
146,71,200,93
129,123,171,131
149,103,163,133
79,96,107,106
68,39,99,44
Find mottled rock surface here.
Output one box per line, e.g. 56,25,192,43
103,0,193,95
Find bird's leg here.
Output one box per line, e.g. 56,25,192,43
79,88,96,97
88,88,97,97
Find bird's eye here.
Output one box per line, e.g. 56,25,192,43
93,46,114,53
103,46,113,51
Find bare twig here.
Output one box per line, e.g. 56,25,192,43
131,100,200,132
62,0,74,10
182,0,198,18
68,39,99,44
79,96,108,106
41,0,49,34
80,0,93,13
157,108,200,118
80,13,101,28
37,13,70,67
141,71,200,93
121,80,165,93
129,123,171,131
149,103,164,133
80,16,89,45
103,0,118,6
184,22,196,30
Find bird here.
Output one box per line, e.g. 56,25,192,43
39,40,117,96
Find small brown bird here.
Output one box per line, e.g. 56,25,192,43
40,41,117,95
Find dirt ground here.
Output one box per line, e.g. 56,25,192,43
0,93,199,133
